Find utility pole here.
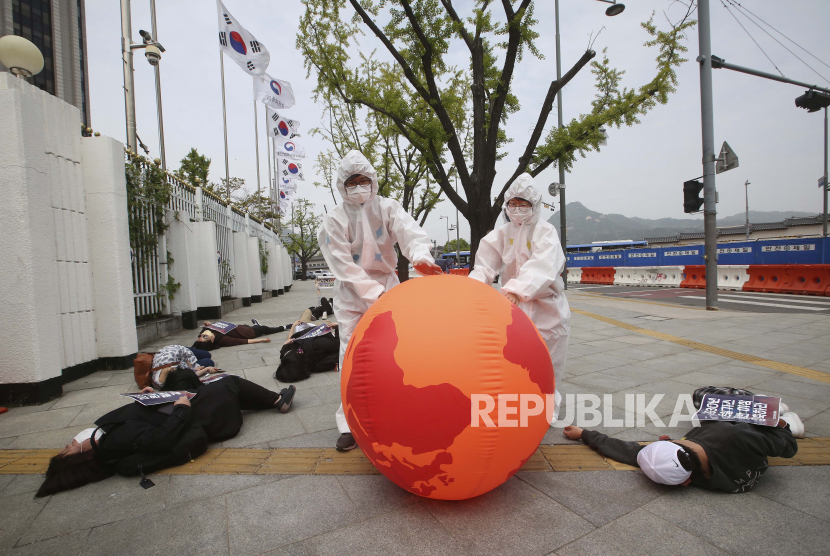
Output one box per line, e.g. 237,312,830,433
697,0,719,310
744,180,750,240
824,106,828,238
554,0,568,290
149,0,165,169
120,0,137,152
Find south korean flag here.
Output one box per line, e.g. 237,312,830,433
255,75,296,110
279,159,305,182
217,0,269,76
279,177,297,195
266,106,300,138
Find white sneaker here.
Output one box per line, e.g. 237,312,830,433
779,402,790,414
780,411,805,438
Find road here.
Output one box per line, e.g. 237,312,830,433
567,283,830,314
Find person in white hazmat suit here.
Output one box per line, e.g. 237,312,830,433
468,174,570,419
318,150,442,451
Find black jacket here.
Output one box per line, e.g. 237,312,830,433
280,327,339,373
581,420,798,493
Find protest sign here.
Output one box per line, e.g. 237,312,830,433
694,394,781,427
121,391,197,406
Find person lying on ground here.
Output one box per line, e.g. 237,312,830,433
192,320,291,351
276,321,339,382
304,297,334,322
150,344,220,390
561,393,802,493
36,377,296,497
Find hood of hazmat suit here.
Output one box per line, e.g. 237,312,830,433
468,174,570,398
317,150,435,312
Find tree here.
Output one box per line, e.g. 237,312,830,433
175,148,211,187
310,78,445,280
283,198,322,280
204,176,245,202
297,0,695,266
444,238,469,253
233,189,280,223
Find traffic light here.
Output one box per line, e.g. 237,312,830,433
795,90,830,113
683,179,704,214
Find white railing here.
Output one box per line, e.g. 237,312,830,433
129,200,163,319
200,189,235,298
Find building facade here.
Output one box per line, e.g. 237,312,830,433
0,0,90,126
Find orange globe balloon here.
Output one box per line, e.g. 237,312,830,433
341,274,555,500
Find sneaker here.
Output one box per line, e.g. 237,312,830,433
251,318,261,326
780,411,805,438
336,433,357,452
779,402,790,414
275,385,296,414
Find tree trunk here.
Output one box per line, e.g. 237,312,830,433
301,258,308,281
468,196,500,270
396,249,409,282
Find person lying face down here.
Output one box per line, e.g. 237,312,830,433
191,321,289,351
36,377,296,497
562,389,803,493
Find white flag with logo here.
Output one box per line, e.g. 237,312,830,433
273,137,306,159
217,0,269,75
255,74,296,110
278,189,292,215
279,159,305,182
266,106,300,138
278,177,297,195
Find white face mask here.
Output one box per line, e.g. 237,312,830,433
506,206,532,224
347,184,372,204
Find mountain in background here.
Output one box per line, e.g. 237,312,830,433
547,202,818,244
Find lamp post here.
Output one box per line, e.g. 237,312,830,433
148,0,166,169
554,0,624,291
744,180,750,240
0,35,44,78
440,215,450,249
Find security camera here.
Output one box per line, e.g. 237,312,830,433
145,44,161,66
139,29,153,43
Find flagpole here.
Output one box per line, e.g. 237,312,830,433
220,51,230,201
253,90,262,218
265,110,272,222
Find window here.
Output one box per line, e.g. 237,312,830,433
12,0,55,95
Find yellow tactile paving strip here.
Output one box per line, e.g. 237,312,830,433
571,308,830,384
3,439,829,476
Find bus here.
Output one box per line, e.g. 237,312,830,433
440,251,471,269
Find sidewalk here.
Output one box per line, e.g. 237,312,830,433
1,279,829,555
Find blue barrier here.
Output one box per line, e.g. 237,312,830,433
567,237,830,268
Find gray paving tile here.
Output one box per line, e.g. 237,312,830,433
751,377,830,403
336,475,420,519
83,496,228,556
611,380,700,421
19,475,171,544
274,429,339,448
4,425,91,449
295,402,341,434
226,475,360,556
599,363,680,383
0,476,47,499
50,385,131,410
644,488,830,556
569,353,637,372
219,411,305,448
0,402,58,418
303,504,462,556
567,372,651,394
638,352,729,373
554,508,728,556
277,372,338,391
752,466,830,522
164,474,289,509
312,384,341,405
422,477,595,556
261,542,310,556
0,492,50,551
62,374,111,393
0,529,90,556
519,470,668,527
803,409,830,436
69,397,133,427
0,407,82,439
671,365,783,390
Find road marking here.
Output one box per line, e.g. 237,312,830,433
719,292,830,305
571,308,830,384
571,292,706,311
678,296,828,311
3,439,828,475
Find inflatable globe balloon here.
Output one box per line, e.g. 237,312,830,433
341,274,555,500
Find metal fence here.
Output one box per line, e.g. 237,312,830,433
127,153,283,315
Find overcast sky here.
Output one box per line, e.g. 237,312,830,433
85,0,830,245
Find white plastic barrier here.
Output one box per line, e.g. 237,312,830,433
717,265,750,290
315,275,335,306
567,267,582,284
613,267,638,286
652,266,684,287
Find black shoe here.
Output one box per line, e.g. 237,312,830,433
336,433,357,451
251,318,261,326
275,385,296,413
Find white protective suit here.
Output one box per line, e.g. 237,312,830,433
318,150,437,434
469,174,570,418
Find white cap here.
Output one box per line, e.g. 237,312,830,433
636,441,692,485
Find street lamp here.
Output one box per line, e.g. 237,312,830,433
794,90,830,238
554,0,624,290
0,35,44,78
440,215,451,248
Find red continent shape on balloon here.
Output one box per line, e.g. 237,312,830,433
346,311,470,495
503,305,554,395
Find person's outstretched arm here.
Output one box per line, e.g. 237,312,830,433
468,229,503,285
502,225,566,302
386,200,441,275
564,426,644,467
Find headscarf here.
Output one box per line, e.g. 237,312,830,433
335,151,385,271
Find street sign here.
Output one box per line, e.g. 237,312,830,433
715,141,739,174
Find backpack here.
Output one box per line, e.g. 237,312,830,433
133,353,177,389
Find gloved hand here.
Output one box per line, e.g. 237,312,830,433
414,261,443,276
